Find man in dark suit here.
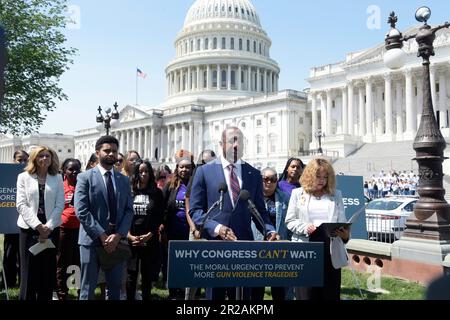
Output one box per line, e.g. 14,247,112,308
426,274,450,300
189,126,277,300
75,136,134,300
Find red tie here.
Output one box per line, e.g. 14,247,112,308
228,164,240,205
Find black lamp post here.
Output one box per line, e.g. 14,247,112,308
315,129,325,154
384,8,450,241
96,102,119,136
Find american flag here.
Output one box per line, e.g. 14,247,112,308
137,68,147,79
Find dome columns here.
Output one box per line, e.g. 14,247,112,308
166,64,279,96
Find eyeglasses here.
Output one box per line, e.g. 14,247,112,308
116,159,123,164
262,176,277,183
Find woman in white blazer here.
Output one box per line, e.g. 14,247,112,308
16,146,64,300
285,157,349,300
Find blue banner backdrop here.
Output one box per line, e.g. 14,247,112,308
0,164,23,234
336,175,367,239
168,241,323,288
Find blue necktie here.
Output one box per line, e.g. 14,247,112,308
105,171,117,228
228,164,240,206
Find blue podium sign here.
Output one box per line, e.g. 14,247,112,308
0,164,22,234
336,175,367,239
168,241,323,288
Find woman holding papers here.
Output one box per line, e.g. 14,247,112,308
285,157,349,300
16,146,64,300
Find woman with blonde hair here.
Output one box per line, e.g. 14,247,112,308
16,146,64,300
285,157,349,300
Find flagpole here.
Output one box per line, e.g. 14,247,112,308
135,67,138,105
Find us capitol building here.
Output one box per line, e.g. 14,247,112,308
4,0,449,173
73,0,309,171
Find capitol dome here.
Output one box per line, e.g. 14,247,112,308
163,0,280,107
184,0,261,28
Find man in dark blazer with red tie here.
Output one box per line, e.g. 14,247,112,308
189,126,277,300
75,136,134,300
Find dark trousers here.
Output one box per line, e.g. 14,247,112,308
126,244,155,301
296,228,341,301
2,233,20,287
56,227,80,300
251,286,285,300
19,228,59,301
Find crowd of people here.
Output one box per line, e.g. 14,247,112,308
2,127,350,301
364,169,419,199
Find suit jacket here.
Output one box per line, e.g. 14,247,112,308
75,166,134,246
285,187,348,268
16,172,65,230
252,188,291,241
189,158,275,240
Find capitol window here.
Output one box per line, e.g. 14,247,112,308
197,39,200,51
253,41,256,53
239,38,243,50
221,37,226,49
256,135,263,154
256,119,262,127
270,117,276,126
247,39,250,51
230,38,235,50
204,38,209,50
213,38,217,49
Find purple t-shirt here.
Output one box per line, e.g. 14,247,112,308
168,184,189,239
278,180,300,197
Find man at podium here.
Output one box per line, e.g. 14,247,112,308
285,157,349,300
189,127,277,300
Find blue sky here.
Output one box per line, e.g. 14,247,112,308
40,0,450,135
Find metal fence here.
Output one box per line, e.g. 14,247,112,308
365,212,409,243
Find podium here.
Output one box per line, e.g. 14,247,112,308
167,240,324,298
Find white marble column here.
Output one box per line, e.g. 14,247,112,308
197,121,203,155
384,73,393,136
119,131,124,153
358,86,366,136
256,68,260,92
197,66,201,91
342,86,348,134
348,81,354,136
320,92,326,132
395,80,404,137
181,123,187,150
326,89,332,135
430,65,437,113
187,67,191,91
206,65,211,90
138,129,143,157
189,122,194,153
405,68,416,138
375,83,384,137
238,65,242,91
167,125,172,160
416,77,423,128
311,93,318,140
150,127,155,160
144,127,149,159
264,70,268,94
217,65,221,90
439,69,448,127
365,78,373,138
247,66,252,91
227,65,231,90
126,130,131,152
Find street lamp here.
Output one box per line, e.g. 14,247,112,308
384,8,450,241
96,102,120,136
315,129,325,154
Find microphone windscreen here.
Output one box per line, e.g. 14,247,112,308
239,190,250,201
218,183,228,193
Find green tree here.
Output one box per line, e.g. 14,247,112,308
0,0,76,135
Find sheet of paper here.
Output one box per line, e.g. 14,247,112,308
28,239,55,256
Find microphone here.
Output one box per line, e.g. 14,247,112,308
239,190,267,239
197,184,227,235
218,183,227,211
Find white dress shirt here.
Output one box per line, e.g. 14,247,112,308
97,164,117,193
